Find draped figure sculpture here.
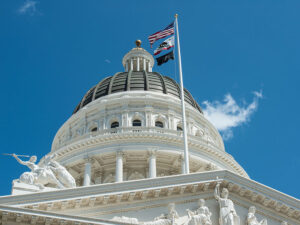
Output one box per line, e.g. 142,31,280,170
186,199,212,225
215,182,240,225
143,203,179,225
12,153,75,189
247,206,267,225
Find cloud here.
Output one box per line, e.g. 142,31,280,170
104,59,111,64
202,90,263,140
18,0,37,15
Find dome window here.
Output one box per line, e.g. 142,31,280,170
177,126,183,131
132,119,142,127
155,121,164,128
91,127,98,132
111,121,119,129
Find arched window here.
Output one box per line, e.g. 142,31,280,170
155,121,164,128
132,119,141,127
177,126,183,131
111,121,119,128
91,127,98,132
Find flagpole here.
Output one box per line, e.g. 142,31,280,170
175,14,189,174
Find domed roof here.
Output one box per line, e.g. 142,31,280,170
73,71,203,114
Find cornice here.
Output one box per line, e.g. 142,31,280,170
0,171,299,222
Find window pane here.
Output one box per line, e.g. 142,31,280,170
155,121,164,128
111,122,119,128
177,126,183,131
133,120,141,126
91,127,98,132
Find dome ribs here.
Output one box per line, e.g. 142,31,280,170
82,86,96,107
147,72,164,93
79,85,96,109
108,73,121,94
94,76,112,100
152,72,167,94
129,72,146,91
92,76,111,101
72,72,203,114
143,70,149,91
126,70,132,91
164,76,180,98
111,72,127,93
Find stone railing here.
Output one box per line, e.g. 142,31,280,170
54,127,220,151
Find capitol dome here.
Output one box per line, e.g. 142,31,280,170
49,41,248,187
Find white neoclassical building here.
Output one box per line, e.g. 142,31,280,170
0,41,299,225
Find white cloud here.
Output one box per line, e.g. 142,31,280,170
18,0,37,15
104,59,111,64
202,91,262,140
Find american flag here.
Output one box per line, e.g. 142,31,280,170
148,22,174,48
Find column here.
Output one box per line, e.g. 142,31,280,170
83,159,92,186
143,58,146,71
180,154,185,174
148,62,152,72
125,61,128,72
148,150,157,178
115,151,123,182
137,57,140,71
130,59,133,71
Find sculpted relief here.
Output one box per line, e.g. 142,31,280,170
12,153,76,189
111,184,272,225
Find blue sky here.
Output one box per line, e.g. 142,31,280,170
0,1,299,198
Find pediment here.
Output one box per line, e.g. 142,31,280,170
0,170,299,225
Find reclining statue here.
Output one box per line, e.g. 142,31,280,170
12,153,76,189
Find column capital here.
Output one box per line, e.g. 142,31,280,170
116,150,124,158
147,147,158,156
83,157,94,164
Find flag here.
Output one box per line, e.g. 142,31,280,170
148,22,174,47
156,51,174,66
154,36,175,56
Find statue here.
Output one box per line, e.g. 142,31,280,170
215,182,240,225
186,199,212,225
143,203,179,225
246,206,267,225
12,153,75,189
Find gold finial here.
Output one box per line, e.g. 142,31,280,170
175,14,178,18
135,40,142,48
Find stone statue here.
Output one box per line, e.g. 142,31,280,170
43,154,76,188
143,203,179,225
186,199,212,225
246,206,267,225
12,153,75,189
215,182,240,225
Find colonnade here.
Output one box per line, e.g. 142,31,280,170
82,151,186,186
125,57,152,72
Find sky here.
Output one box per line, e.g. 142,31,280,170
0,1,299,199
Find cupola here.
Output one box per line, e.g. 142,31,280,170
122,40,154,72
